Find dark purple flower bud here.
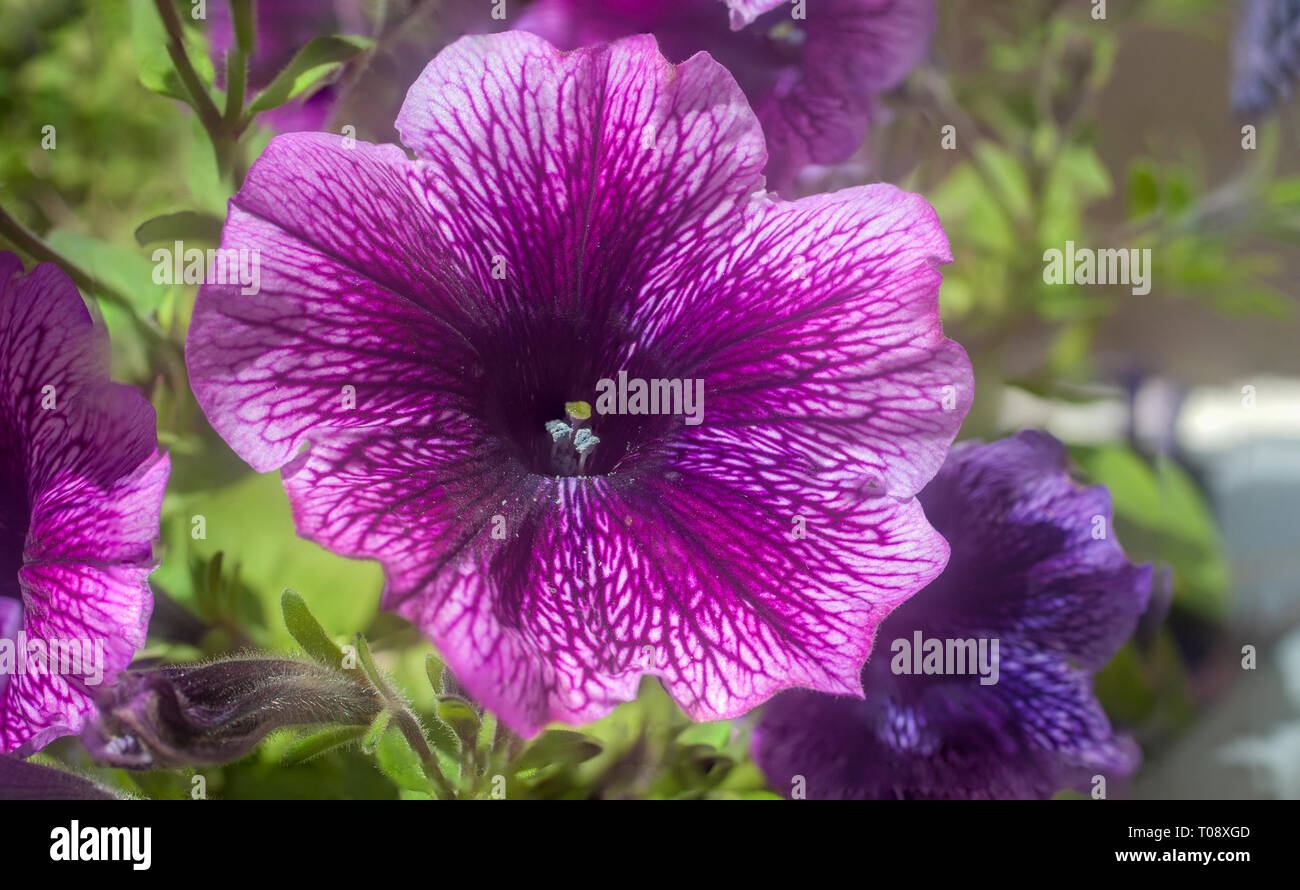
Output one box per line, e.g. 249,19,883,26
0,755,120,800
82,658,382,769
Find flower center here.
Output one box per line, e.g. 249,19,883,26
473,315,683,479
764,20,807,62
544,401,601,477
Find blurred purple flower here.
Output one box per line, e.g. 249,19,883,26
1232,0,1300,116
208,0,370,132
185,33,971,735
208,0,511,134
0,253,169,754
515,0,936,194
753,431,1153,799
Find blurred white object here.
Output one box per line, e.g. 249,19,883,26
1217,629,1300,799
1136,628,1300,799
1177,376,1300,452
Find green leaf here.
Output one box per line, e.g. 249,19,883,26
424,653,441,693
45,230,169,314
1076,447,1218,550
1165,175,1196,218
183,113,232,214
362,710,391,755
1046,322,1095,376
930,162,1016,253
1070,445,1230,618
1030,122,1058,165
674,744,736,788
476,710,498,760
247,35,374,114
134,211,224,247
97,300,151,382
153,472,382,647
435,696,480,739
512,730,602,773
281,725,368,766
676,721,732,749
974,141,1033,223
1093,635,1196,732
425,713,462,760
1127,161,1160,219
1059,144,1113,198
711,790,783,800
1040,145,1112,247
281,590,346,668
374,727,429,793
1210,284,1293,318
129,0,214,104
1264,175,1300,207
353,633,393,698
187,550,265,646
1004,377,1112,404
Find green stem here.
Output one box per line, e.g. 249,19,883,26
153,0,223,139
224,48,247,130
0,202,185,373
391,709,457,800
230,0,255,56
224,0,253,150
1,204,143,318
154,0,239,178
355,634,457,799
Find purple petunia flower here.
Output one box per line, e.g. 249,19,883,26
0,253,169,754
514,0,936,194
185,32,971,735
752,431,1152,799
